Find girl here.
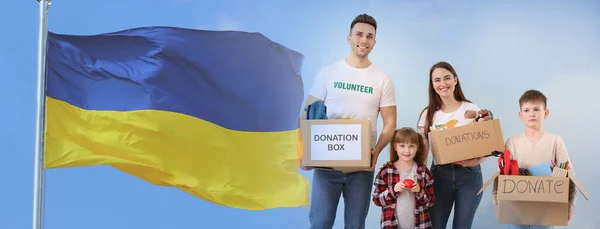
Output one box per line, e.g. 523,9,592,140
372,127,435,229
417,61,493,229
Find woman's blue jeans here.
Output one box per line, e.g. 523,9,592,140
429,163,483,229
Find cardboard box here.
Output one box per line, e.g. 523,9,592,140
478,168,589,226
428,119,505,164
300,119,371,173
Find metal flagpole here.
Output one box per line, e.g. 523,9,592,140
33,0,51,229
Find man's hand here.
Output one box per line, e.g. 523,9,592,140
410,183,420,193
365,105,395,172
454,157,484,167
394,182,406,193
299,159,313,171
364,148,380,171
300,165,313,171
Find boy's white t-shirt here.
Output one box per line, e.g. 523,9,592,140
309,60,396,147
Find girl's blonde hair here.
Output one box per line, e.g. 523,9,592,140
389,127,427,165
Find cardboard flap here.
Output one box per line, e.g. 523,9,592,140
568,171,589,201
478,170,500,195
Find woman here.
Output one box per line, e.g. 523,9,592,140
417,61,492,229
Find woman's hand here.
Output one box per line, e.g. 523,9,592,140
454,157,484,167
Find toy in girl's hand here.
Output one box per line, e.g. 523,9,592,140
403,179,415,189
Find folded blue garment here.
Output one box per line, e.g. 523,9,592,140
305,100,328,120
527,161,553,176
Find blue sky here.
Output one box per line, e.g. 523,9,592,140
1,0,599,228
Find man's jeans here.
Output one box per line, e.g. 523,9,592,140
430,163,483,229
308,169,375,229
507,225,554,229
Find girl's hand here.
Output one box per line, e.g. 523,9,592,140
394,182,406,193
411,183,420,193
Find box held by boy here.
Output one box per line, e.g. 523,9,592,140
477,167,589,226
300,119,371,173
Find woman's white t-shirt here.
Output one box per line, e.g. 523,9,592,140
417,101,481,165
417,101,481,132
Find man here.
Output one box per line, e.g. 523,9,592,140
300,14,397,229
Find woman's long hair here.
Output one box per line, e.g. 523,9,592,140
419,61,471,139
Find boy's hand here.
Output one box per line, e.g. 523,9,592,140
410,183,420,193
569,204,574,221
494,203,499,218
394,182,406,193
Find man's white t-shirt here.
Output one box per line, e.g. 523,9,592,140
309,60,396,147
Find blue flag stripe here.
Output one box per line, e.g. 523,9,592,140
46,27,304,132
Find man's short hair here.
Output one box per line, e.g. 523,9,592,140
350,14,377,32
519,89,548,109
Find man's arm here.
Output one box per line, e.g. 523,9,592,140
367,105,397,171
299,67,328,124
298,67,328,171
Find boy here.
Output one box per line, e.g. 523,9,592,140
493,89,577,229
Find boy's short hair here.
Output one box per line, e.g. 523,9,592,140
519,89,547,109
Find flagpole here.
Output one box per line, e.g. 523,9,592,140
33,0,51,229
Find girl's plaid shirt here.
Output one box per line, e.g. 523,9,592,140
372,162,435,229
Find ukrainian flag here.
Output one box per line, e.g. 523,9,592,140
44,26,309,210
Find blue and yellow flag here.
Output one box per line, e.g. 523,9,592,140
44,26,309,210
